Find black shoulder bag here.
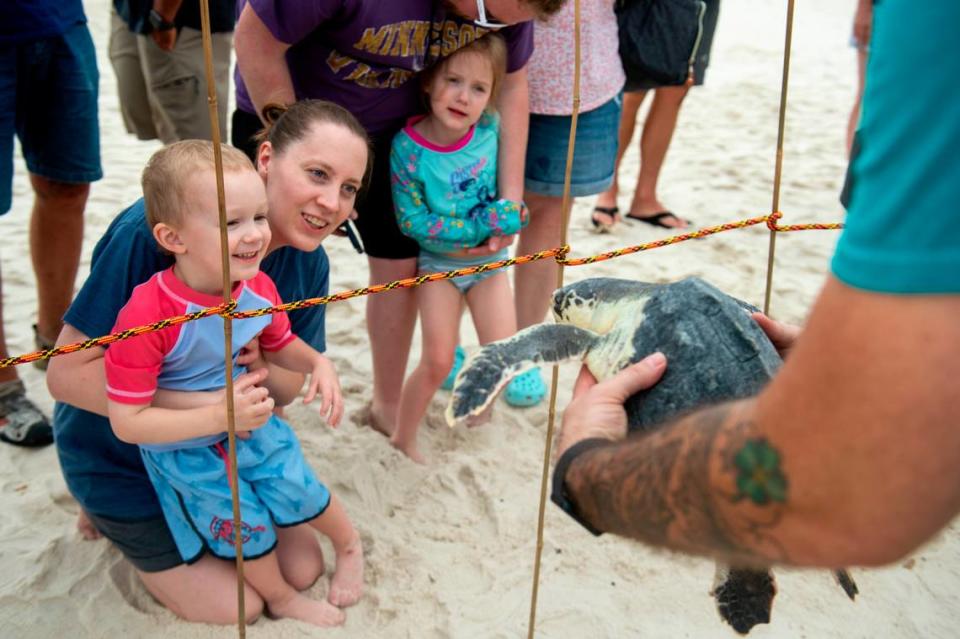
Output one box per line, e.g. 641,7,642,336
616,0,708,87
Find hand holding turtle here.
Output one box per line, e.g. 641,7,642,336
556,352,667,460
750,313,801,359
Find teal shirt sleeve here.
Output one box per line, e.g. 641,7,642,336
390,114,526,253
831,0,960,294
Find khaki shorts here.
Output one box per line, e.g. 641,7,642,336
108,10,232,143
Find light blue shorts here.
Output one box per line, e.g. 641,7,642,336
418,247,510,294
524,94,622,197
0,22,102,214
141,415,331,561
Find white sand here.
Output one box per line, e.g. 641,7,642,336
1,0,958,637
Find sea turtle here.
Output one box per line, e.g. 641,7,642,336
446,276,858,634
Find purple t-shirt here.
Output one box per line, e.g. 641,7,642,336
235,0,534,135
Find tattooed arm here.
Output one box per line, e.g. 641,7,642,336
558,277,960,568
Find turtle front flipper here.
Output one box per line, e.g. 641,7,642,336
711,564,777,635
445,323,599,426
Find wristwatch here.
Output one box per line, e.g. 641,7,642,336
148,8,176,32
550,437,610,536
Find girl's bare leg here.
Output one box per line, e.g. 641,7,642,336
392,281,463,463
466,272,516,344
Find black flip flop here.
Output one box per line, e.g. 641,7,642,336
625,211,692,229
591,206,619,233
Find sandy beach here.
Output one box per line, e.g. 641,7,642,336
1,0,958,637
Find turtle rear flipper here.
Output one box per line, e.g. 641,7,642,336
445,324,598,426
712,565,777,635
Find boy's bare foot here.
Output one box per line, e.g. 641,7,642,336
269,591,345,627
389,436,425,464
328,534,365,607
77,509,101,540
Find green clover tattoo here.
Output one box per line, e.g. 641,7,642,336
733,438,788,505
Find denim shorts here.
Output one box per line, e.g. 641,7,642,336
418,247,509,294
524,94,622,197
0,22,102,214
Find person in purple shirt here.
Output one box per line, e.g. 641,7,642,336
233,0,564,439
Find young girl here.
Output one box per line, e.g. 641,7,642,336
389,35,526,463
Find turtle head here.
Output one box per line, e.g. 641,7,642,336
553,278,658,334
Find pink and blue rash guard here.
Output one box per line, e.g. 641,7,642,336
104,267,330,561
105,267,296,451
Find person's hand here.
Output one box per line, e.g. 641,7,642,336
556,353,667,459
853,0,872,48
236,336,263,367
464,232,516,256
750,312,801,359
227,368,274,434
151,28,177,52
303,355,343,427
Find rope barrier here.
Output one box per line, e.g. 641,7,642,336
0,214,840,371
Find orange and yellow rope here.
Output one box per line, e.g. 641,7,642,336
0,211,841,370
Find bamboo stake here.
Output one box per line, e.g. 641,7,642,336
763,0,796,315
197,1,246,635
527,0,581,636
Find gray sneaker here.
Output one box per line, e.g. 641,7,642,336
0,379,53,447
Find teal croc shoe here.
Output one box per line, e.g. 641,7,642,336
441,345,466,391
505,368,546,408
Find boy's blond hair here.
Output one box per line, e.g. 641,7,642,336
141,140,255,228
421,34,508,110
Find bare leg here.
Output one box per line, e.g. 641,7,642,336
466,273,516,344
392,281,462,463
460,273,516,426
309,493,365,607
627,86,691,226
137,522,324,624
138,555,266,625
366,256,418,438
847,47,868,156
275,523,325,591
29,174,87,342
514,193,572,331
0,268,17,386
244,551,344,627
76,508,101,540
594,90,648,214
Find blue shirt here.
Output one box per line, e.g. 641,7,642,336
832,0,960,293
53,199,330,520
0,0,86,43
